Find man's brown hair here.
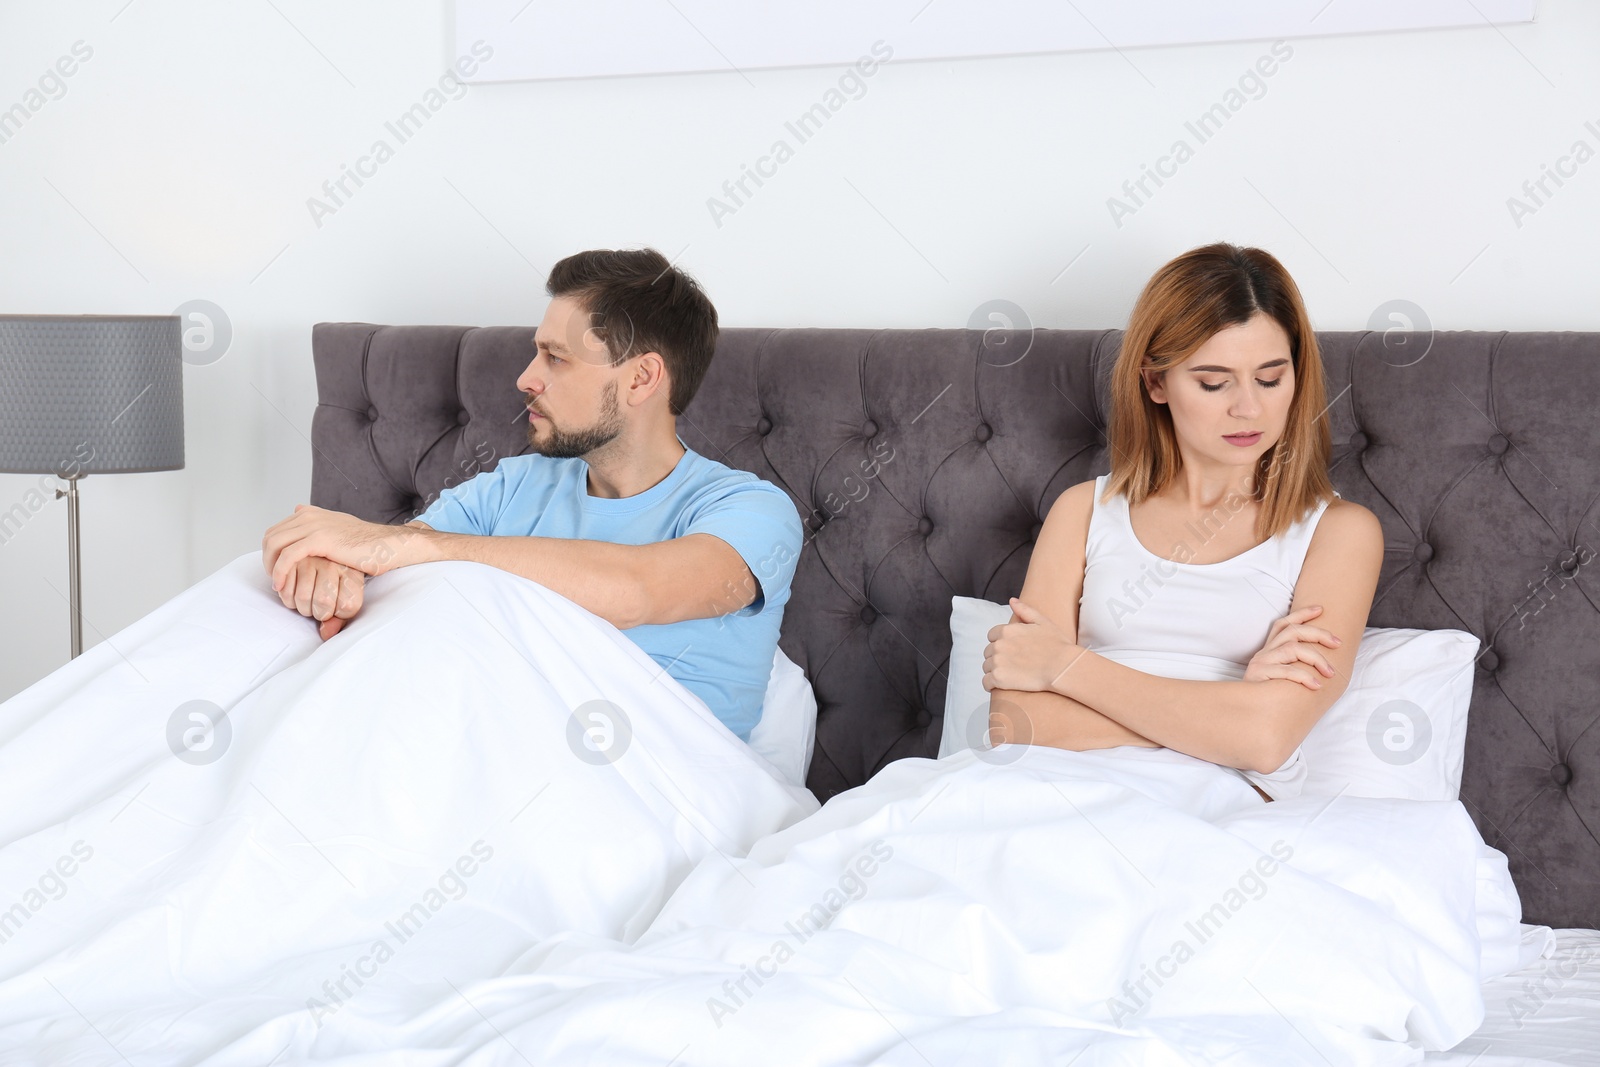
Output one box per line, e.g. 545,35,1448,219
545,248,719,416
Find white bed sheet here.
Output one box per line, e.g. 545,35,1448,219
69,742,1545,1066
1427,926,1600,1067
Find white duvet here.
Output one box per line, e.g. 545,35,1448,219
0,553,1552,1065
242,746,1540,1067
0,551,817,1061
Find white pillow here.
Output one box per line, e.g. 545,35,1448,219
1297,626,1478,801
748,647,817,790
937,595,1479,801
939,597,1013,759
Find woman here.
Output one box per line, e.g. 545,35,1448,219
983,242,1385,803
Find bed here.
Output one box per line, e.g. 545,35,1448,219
0,322,1592,1064
308,322,1599,1063
310,324,1598,915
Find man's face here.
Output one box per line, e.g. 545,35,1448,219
517,295,628,459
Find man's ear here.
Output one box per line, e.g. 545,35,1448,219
625,351,670,407
1142,367,1168,404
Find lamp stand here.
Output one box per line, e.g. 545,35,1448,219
54,476,83,658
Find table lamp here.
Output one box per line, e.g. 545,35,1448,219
0,315,185,658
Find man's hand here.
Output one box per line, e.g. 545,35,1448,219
262,504,431,593
1243,604,1341,690
275,555,366,640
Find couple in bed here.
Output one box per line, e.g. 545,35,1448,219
0,247,1501,1063
261,241,1382,801
238,242,1469,1064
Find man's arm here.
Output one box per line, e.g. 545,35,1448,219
404,520,757,629
988,481,1160,751
263,495,780,632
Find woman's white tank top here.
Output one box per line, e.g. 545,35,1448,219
1075,474,1336,800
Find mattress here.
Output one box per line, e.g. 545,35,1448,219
1427,926,1600,1066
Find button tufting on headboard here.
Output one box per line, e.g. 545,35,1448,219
310,322,1600,929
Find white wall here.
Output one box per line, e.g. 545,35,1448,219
1,0,1595,700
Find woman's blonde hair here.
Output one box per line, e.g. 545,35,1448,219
1104,242,1333,541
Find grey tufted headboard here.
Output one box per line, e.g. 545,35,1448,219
310,322,1599,930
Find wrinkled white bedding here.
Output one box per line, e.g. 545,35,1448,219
0,551,816,1061
0,552,1557,1065
10,736,1540,1066
1427,925,1600,1067
335,747,1540,1067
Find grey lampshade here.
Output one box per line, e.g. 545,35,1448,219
0,315,185,476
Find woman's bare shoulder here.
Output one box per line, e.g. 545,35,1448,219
1044,478,1101,529
1021,479,1103,613
1319,495,1379,526
1311,496,1383,559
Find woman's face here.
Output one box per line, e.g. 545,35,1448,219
1142,312,1296,468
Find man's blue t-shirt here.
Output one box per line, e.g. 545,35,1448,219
413,443,802,741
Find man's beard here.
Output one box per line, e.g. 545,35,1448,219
526,379,624,459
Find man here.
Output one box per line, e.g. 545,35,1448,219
261,248,802,742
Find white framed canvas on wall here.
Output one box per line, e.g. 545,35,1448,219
451,0,1536,82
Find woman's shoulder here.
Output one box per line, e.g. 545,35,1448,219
1039,478,1104,541
1308,496,1383,556
1051,477,1105,516
1317,494,1378,525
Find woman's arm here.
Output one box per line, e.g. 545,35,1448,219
987,481,1160,751
989,499,1385,774
989,689,1161,750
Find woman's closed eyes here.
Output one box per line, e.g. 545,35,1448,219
1199,377,1284,392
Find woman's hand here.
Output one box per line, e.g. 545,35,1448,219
982,597,1084,693
1244,604,1342,690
